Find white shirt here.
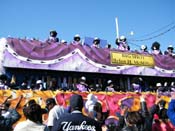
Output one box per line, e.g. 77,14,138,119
14,119,48,131
47,105,66,127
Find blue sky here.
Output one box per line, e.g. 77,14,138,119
0,0,175,52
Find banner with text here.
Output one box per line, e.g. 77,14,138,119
110,51,155,67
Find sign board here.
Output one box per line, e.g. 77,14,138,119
110,51,155,67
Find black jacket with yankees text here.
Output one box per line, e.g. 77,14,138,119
51,110,102,131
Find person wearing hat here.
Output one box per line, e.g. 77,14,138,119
131,77,143,92
34,80,44,90
115,35,129,51
48,30,59,43
51,94,102,131
105,43,111,49
140,44,148,53
164,45,175,57
151,41,162,55
156,82,172,97
60,39,67,44
91,37,100,48
76,76,89,92
45,98,66,131
72,34,81,45
105,80,115,92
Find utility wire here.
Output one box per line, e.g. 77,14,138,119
128,22,175,42
127,41,140,48
130,22,174,39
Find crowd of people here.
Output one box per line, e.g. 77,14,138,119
1,73,175,131
1,74,175,96
1,90,175,131
45,30,175,57
0,30,175,130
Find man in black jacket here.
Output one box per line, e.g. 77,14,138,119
51,94,102,131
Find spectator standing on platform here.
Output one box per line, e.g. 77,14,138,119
105,43,111,49
20,77,29,90
72,34,81,45
105,80,115,92
76,76,89,92
91,37,100,48
48,78,58,91
140,45,148,53
170,82,175,92
96,78,103,92
151,41,162,55
34,80,45,90
156,82,172,96
115,36,129,51
45,98,66,131
51,94,102,131
61,77,68,91
60,40,67,45
47,30,59,43
131,77,142,93
164,45,175,57
132,83,142,93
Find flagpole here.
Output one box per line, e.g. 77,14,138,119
115,17,119,40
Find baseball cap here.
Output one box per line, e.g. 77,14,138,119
70,94,83,110
46,98,56,106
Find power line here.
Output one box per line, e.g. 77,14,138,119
127,41,140,48
128,22,175,42
130,22,174,39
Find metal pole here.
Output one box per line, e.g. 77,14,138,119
115,17,120,39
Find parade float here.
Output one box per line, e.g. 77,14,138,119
0,37,174,121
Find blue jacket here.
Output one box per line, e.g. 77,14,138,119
167,99,175,126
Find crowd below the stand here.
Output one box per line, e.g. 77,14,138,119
1,89,175,131
45,30,175,57
1,73,175,130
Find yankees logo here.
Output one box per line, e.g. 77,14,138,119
61,121,96,131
